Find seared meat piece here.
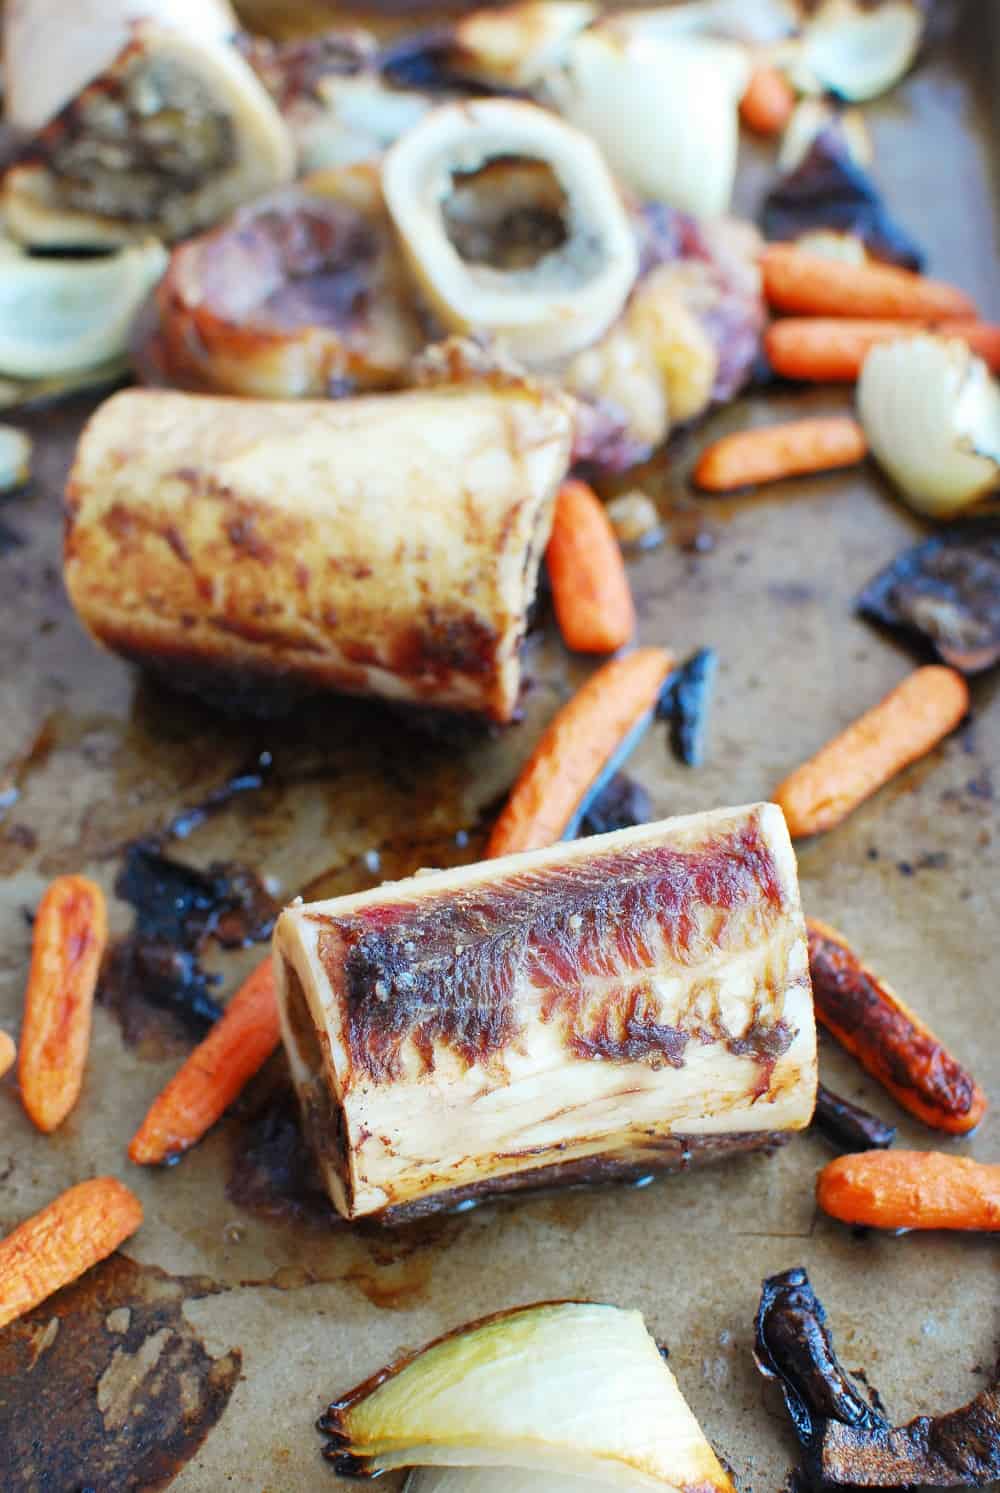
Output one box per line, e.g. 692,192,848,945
274,803,816,1220
63,384,574,721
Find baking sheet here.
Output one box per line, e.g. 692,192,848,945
0,6,998,1490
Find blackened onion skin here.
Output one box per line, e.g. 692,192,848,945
812,1083,896,1153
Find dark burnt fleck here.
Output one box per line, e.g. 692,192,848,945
100,843,277,1049
0,515,24,552
578,773,653,837
657,648,719,767
754,1267,1000,1487
0,1253,239,1492
857,520,1000,674
812,1083,896,1152
762,129,924,269
164,749,274,840
312,820,787,1082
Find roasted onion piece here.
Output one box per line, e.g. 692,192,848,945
382,99,639,365
451,0,597,88
64,384,574,722
143,166,424,398
274,803,816,1221
2,0,294,247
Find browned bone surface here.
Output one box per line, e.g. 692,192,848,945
0,7,997,1491
274,806,815,1217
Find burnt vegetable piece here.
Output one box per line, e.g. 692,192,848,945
812,1083,896,1153
857,520,1000,674
577,772,653,836
762,130,924,270
657,648,719,767
755,1267,1000,1488
274,803,817,1221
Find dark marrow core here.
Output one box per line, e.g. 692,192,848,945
807,924,980,1125
311,819,789,1082
443,156,569,272
36,52,236,221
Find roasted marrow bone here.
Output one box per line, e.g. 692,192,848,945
274,803,816,1221
145,167,425,398
2,0,294,246
382,99,639,365
63,385,574,721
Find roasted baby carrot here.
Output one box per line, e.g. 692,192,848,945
817,1151,1000,1232
807,918,987,1134
694,416,867,492
740,63,796,135
546,479,636,654
774,665,969,838
19,875,107,1133
761,245,976,320
0,1177,143,1330
0,1029,15,1079
486,647,674,857
765,317,1000,381
129,957,279,1165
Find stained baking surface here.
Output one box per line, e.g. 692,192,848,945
0,9,998,1493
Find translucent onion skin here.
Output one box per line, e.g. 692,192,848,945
858,335,1000,520
796,0,924,104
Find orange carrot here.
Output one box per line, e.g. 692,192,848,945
761,245,976,320
807,918,987,1134
765,317,1000,381
19,875,107,1134
546,480,636,654
817,1151,1000,1232
740,63,796,135
129,957,279,1165
0,1030,15,1079
486,647,673,858
0,1177,143,1330
694,416,866,492
774,665,969,838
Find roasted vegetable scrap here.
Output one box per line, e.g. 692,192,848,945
812,1083,896,1154
657,648,719,768
755,1266,1000,1487
858,519,1000,675
274,803,816,1221
320,1300,736,1490
64,383,574,722
763,126,924,270
2,0,294,247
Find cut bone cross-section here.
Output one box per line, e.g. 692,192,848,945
274,803,817,1221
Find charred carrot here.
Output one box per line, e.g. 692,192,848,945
761,245,976,320
0,1029,15,1079
740,63,795,136
0,1177,143,1330
807,918,987,1134
129,957,279,1165
765,318,1000,382
694,416,867,492
774,665,969,838
486,647,674,857
817,1151,1000,1232
546,480,636,654
19,875,107,1133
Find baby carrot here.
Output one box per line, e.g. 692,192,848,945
694,416,867,492
817,1151,1000,1232
19,875,108,1134
0,1030,15,1079
807,918,987,1134
765,318,1000,381
774,665,969,838
0,1177,143,1330
761,245,976,320
740,63,796,135
546,479,636,654
129,957,279,1165
486,647,674,857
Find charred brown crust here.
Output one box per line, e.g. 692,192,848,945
807,921,981,1129
311,821,789,1083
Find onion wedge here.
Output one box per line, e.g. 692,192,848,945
320,1301,736,1491
792,0,924,103
0,237,167,379
858,334,1000,519
453,1,597,88
382,99,639,365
